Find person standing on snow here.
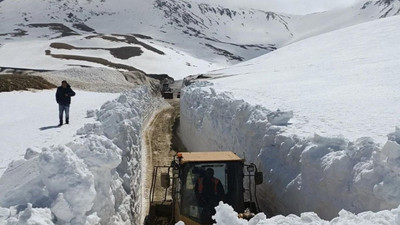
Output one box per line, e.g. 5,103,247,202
56,80,75,126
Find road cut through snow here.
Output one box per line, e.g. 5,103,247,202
178,15,400,223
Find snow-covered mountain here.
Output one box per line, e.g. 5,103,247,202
0,0,292,64
1,0,400,75
364,0,400,17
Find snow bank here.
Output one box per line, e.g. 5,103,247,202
205,15,400,145
180,82,400,219
0,86,165,224
179,202,400,225
0,204,55,225
0,89,119,177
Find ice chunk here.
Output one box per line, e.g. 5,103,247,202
39,146,96,223
24,148,39,160
381,141,400,160
267,109,293,125
86,109,96,118
51,193,73,222
0,158,44,207
15,203,54,225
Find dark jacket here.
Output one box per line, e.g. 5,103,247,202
56,85,76,105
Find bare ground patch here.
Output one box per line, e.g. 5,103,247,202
0,74,56,92
86,34,165,55
50,53,145,72
132,33,153,40
72,23,95,32
50,42,143,59
0,29,28,38
204,43,244,61
28,23,78,38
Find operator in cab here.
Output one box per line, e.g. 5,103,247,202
194,168,225,224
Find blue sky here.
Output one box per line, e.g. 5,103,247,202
199,0,363,14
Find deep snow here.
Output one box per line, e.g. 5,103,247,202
0,89,119,176
0,86,165,224
33,67,158,93
1,0,399,75
205,202,400,225
180,15,400,220
1,2,400,225
201,15,400,145
0,36,221,80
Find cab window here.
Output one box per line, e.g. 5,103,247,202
180,163,227,221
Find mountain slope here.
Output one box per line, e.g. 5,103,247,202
0,0,292,64
364,0,400,17
0,0,399,74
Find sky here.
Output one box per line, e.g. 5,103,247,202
199,0,363,15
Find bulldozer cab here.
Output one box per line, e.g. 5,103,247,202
176,161,244,224
160,78,173,99
146,152,262,225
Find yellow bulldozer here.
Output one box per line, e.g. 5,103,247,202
145,151,263,225
160,78,174,99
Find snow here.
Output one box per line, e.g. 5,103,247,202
2,0,398,75
176,202,400,224
34,67,155,93
179,15,400,221
1,1,400,224
3,203,55,225
0,89,119,176
209,202,400,225
198,0,362,15
0,36,221,80
0,0,398,94
0,86,165,224
203,15,400,145
39,146,96,224
0,0,289,64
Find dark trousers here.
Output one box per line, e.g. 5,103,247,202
59,104,70,122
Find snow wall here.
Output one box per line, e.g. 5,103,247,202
180,82,400,220
0,86,165,225
187,202,400,225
